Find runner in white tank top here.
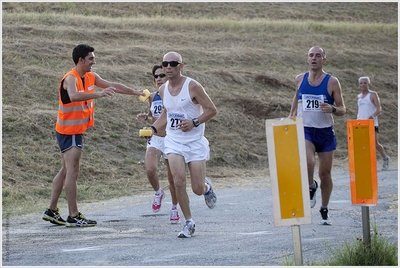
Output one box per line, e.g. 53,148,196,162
357,91,378,126
163,77,205,144
356,76,389,170
150,51,218,238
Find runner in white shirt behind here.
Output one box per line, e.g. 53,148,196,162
356,76,390,170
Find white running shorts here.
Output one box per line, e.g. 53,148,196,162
164,135,210,163
147,135,167,159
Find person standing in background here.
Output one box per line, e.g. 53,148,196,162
42,44,144,227
356,76,390,170
137,64,180,224
289,46,346,226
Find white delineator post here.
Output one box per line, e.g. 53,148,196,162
265,117,312,266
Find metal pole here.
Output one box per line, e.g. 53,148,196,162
361,206,371,247
291,225,303,266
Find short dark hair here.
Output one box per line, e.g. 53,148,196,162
152,64,163,76
72,44,94,64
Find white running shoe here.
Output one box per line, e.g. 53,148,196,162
204,177,217,209
319,208,332,226
383,156,390,170
309,180,318,208
178,220,195,238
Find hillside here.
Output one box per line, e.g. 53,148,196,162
2,2,398,217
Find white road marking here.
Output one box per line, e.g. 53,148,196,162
62,246,103,252
238,231,273,235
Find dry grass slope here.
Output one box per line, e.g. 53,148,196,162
2,2,398,217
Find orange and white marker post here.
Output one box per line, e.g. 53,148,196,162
265,116,311,266
347,119,377,246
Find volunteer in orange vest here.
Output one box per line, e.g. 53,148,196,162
42,44,144,227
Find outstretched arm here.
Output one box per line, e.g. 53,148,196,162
64,74,115,102
94,73,144,96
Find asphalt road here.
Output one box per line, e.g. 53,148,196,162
2,164,398,267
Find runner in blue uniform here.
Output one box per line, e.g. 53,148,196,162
289,46,346,225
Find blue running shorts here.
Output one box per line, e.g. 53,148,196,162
56,132,84,153
304,126,336,153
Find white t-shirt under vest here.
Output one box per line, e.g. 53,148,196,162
163,77,205,144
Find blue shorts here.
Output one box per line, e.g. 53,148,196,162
56,132,84,153
304,126,336,153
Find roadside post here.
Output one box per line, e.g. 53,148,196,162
265,117,311,266
347,119,378,247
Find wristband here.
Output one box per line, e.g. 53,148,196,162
150,125,157,134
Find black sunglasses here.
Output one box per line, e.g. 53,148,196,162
162,61,181,67
154,73,166,79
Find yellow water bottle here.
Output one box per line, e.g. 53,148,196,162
139,128,152,137
139,89,151,102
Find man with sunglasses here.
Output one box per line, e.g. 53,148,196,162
150,51,218,238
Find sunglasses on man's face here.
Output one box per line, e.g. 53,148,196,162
154,73,166,79
162,61,181,67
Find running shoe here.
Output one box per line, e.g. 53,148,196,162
383,156,390,170
42,208,66,225
319,208,332,225
152,189,165,212
65,212,97,227
204,177,217,209
170,208,180,224
178,220,195,238
309,180,318,208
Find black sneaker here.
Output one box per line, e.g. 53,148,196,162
309,180,318,208
42,208,66,225
319,208,332,225
65,212,97,227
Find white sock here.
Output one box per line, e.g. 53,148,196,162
171,204,177,210
156,188,163,195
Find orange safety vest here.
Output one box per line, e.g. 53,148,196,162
55,68,96,135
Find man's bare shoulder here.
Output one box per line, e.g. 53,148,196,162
328,74,340,86
188,77,204,91
295,73,306,83
158,84,166,97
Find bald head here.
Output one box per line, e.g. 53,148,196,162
163,51,183,63
308,46,326,58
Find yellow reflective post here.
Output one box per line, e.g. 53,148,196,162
266,117,311,266
265,117,311,227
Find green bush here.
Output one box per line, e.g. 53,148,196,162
324,224,398,266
